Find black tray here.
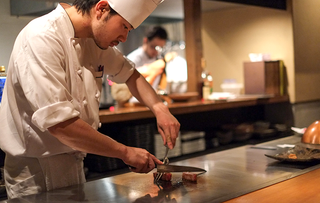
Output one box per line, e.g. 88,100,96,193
265,145,320,163
264,154,320,162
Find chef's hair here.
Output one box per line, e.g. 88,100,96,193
73,0,117,16
145,26,168,41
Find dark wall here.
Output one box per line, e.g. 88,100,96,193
214,0,286,10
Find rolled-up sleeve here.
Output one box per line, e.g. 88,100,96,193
103,47,135,83
32,101,80,131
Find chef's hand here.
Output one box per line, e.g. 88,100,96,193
164,52,177,63
122,146,163,173
155,104,180,149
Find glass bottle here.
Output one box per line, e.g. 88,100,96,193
0,66,6,77
201,59,213,100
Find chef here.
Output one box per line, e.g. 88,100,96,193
0,0,180,199
127,26,177,101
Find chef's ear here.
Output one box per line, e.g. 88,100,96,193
143,37,148,44
95,0,110,15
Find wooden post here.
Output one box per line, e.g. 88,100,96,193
183,0,203,95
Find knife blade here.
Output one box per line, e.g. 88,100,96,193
157,164,206,173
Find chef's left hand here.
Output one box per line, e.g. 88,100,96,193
155,103,180,149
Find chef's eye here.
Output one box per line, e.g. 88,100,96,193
124,24,131,33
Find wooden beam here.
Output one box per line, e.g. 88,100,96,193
183,0,203,95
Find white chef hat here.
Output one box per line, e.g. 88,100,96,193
108,0,164,29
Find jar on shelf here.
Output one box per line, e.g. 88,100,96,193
0,66,6,103
0,66,6,77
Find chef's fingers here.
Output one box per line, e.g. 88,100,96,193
170,119,180,148
147,155,156,171
166,133,173,149
157,125,167,146
166,124,179,149
134,154,163,173
129,162,146,173
129,153,160,173
151,153,163,165
127,154,147,173
170,124,179,147
158,125,174,149
142,154,161,173
138,160,150,173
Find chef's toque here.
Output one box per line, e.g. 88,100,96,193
108,0,164,29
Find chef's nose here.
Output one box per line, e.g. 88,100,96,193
119,31,129,43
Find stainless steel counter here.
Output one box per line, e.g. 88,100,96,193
3,135,320,203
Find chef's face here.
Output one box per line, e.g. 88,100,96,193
92,8,133,50
145,37,166,58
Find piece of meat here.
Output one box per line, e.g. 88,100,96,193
153,172,172,181
288,153,297,159
182,172,197,182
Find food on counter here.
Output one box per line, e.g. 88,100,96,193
288,153,297,159
153,172,172,181
182,172,197,182
266,145,320,162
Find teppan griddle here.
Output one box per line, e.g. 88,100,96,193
3,135,320,203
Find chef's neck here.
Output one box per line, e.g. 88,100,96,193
62,3,92,38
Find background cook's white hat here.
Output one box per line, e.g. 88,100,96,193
108,0,164,29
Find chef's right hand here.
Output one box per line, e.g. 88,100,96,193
122,146,163,173
164,52,177,63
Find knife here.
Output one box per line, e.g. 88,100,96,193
157,164,206,173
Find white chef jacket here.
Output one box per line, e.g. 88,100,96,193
0,4,135,158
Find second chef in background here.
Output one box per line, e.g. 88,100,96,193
127,26,177,102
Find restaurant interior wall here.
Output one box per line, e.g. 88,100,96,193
201,2,295,101
201,0,320,127
0,0,33,68
289,0,320,128
291,0,320,103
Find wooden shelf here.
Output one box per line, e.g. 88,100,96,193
99,95,290,123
